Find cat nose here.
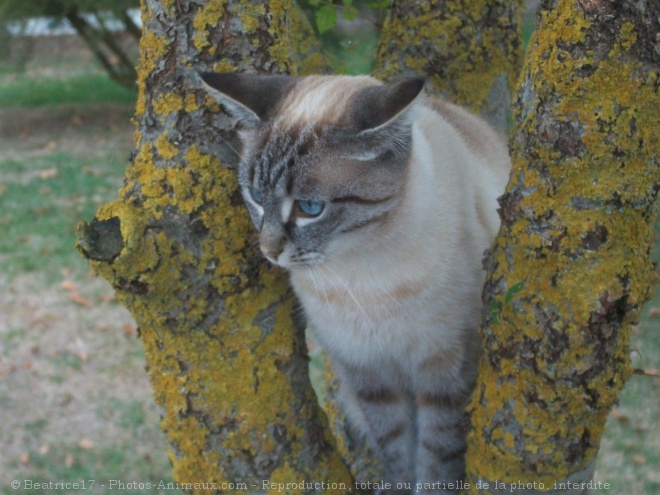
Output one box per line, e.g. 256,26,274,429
260,233,285,261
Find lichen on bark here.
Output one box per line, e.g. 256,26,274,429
373,0,524,135
77,0,352,492
466,0,659,492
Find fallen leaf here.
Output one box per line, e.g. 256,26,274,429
70,115,83,125
60,280,77,292
20,453,29,465
39,167,58,179
65,453,74,467
122,323,137,337
633,368,660,377
69,292,94,307
633,454,646,464
78,438,94,450
610,410,629,425
100,293,116,303
76,351,89,362
38,444,50,455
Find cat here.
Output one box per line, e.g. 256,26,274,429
200,72,511,494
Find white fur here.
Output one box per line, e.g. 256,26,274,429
291,99,509,377
288,93,510,493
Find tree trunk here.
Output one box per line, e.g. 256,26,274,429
466,0,659,493
373,0,524,135
77,0,352,492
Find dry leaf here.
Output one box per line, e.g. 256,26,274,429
39,167,58,179
633,454,646,464
65,453,74,467
76,351,89,363
78,438,94,450
60,280,76,292
122,323,137,337
610,410,629,425
633,368,660,377
100,293,116,303
20,453,29,465
70,115,83,125
38,444,50,455
69,292,93,307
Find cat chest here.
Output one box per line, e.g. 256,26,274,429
293,272,429,313
291,271,434,339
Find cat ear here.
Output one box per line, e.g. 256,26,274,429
199,72,295,127
350,77,425,133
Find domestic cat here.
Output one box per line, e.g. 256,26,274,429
201,72,511,494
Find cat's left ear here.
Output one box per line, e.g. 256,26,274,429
199,72,295,128
349,77,425,134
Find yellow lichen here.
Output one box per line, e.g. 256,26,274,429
192,0,227,52
153,92,185,116
156,134,179,160
375,0,523,123
466,0,659,489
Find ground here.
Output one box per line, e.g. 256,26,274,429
0,101,180,494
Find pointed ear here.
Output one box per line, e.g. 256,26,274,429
199,72,295,127
349,77,425,133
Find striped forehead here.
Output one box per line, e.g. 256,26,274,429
276,75,379,128
250,125,316,191
247,75,381,190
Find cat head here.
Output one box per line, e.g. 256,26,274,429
200,72,425,269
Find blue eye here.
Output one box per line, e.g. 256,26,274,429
297,199,325,217
248,187,263,205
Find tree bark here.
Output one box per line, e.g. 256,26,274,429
373,0,524,135
466,1,659,493
78,0,352,492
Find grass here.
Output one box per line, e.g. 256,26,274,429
597,220,660,493
0,73,136,107
0,152,126,280
4,443,175,495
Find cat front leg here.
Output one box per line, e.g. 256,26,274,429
415,391,468,494
333,361,416,494
413,351,474,495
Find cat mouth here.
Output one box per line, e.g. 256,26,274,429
284,252,325,267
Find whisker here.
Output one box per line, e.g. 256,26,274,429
319,261,375,332
216,133,242,160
